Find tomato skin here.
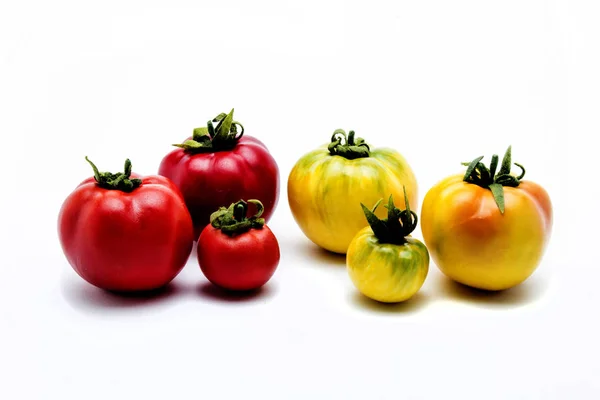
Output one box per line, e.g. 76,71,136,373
197,225,280,291
347,227,429,303
288,146,418,254
159,136,279,238
58,175,194,292
420,174,553,291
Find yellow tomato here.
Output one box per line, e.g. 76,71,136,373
347,193,429,303
288,129,418,254
420,147,553,291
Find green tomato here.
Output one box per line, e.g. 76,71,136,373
346,194,429,303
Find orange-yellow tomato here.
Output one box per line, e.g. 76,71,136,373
421,166,552,291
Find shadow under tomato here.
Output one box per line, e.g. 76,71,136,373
196,281,275,303
300,241,347,266
349,290,430,314
60,273,183,312
438,276,548,308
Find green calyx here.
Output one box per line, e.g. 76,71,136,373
462,145,526,214
173,108,245,153
360,187,417,245
85,156,142,192
210,199,265,236
328,129,370,159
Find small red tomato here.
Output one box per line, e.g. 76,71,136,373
158,108,280,238
197,199,280,291
58,157,194,292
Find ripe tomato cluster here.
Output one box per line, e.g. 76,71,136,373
58,109,280,293
58,111,553,306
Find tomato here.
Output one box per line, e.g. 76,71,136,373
347,189,429,303
420,146,553,291
159,109,280,238
287,129,418,254
197,199,280,291
58,157,194,292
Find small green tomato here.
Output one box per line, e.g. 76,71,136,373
346,189,429,303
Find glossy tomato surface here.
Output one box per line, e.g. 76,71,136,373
288,145,417,254
421,174,553,291
159,136,279,238
197,225,280,291
58,175,194,292
347,226,429,303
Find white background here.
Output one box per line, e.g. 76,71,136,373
0,1,596,399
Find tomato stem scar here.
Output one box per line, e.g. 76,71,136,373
360,186,418,245
85,157,142,192
209,199,265,236
461,145,526,214
172,108,245,153
328,129,371,159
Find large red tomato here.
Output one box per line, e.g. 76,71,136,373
158,109,280,238
58,157,194,292
197,199,280,291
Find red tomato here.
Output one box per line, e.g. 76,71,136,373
58,157,194,292
197,199,280,291
158,109,280,238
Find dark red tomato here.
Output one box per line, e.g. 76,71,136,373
158,109,280,238
58,157,194,292
197,199,280,291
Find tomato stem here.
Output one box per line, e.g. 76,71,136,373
328,129,370,159
360,186,417,245
85,157,142,192
210,199,265,236
172,108,245,153
462,145,526,214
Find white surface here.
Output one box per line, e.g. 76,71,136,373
0,1,596,399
